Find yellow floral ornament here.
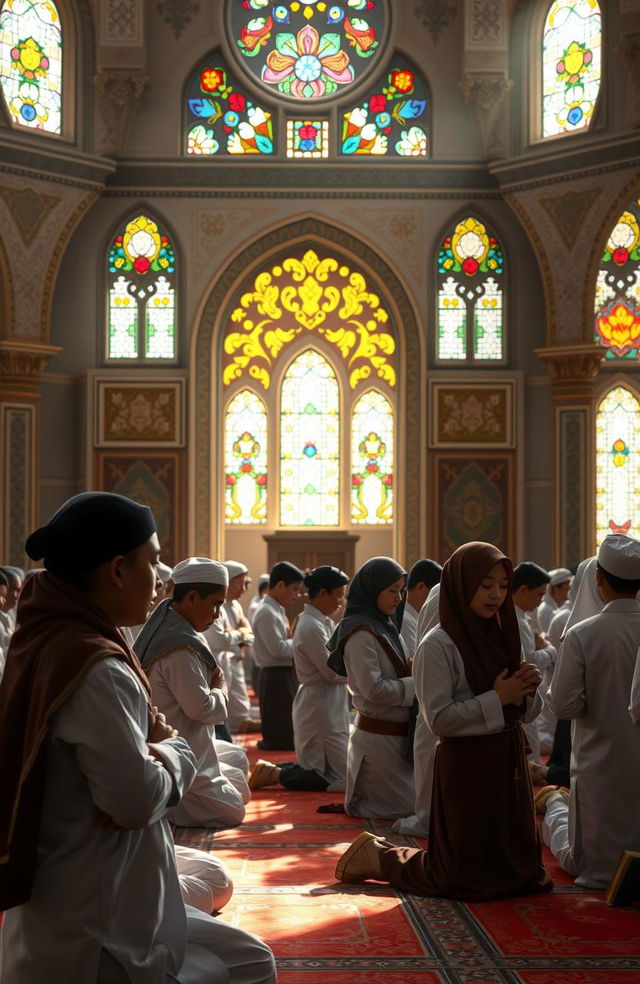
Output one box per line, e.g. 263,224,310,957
451,217,490,268
123,216,162,266
224,249,396,389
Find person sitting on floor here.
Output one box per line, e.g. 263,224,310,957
539,533,640,889
252,561,304,751
0,492,276,984
135,557,250,829
335,541,552,901
249,565,350,793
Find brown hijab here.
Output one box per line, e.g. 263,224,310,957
439,542,522,712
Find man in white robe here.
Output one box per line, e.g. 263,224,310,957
400,559,442,660
512,562,557,760
533,567,572,634
543,534,640,889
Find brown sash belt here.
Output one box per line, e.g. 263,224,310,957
355,712,408,737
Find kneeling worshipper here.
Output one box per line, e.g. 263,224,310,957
0,492,276,984
135,557,250,830
539,534,640,889
249,565,350,793
335,541,552,901
326,557,416,820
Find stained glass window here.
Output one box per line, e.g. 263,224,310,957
185,52,274,156
595,386,640,546
436,216,505,361
280,349,340,526
341,58,429,157
542,0,601,138
594,200,640,360
0,0,62,134
351,390,393,524
107,215,177,361
286,118,328,158
225,389,268,524
230,0,386,101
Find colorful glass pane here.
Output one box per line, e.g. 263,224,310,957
341,59,428,157
230,0,386,101
280,349,340,526
351,390,393,525
595,386,640,546
594,200,640,360
286,118,328,157
225,390,268,524
0,0,62,133
436,217,505,361
185,54,274,156
107,215,176,360
542,0,601,138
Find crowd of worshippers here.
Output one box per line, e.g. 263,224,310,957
1,495,640,982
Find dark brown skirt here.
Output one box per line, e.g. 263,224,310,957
379,724,552,900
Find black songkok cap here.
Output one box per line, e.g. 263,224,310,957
269,561,305,587
304,565,350,591
25,492,157,578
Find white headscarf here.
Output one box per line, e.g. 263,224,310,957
561,556,602,639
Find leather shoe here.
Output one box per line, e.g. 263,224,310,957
335,831,387,884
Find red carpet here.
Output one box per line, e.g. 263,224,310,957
173,733,640,983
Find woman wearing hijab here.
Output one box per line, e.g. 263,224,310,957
335,541,552,900
326,556,416,819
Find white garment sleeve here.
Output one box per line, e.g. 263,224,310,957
547,627,587,719
254,608,294,664
54,659,197,829
204,615,244,653
344,633,415,707
161,649,228,724
294,616,343,683
630,646,640,724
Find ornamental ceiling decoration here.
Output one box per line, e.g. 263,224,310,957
223,247,396,390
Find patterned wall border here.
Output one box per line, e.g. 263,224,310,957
429,380,515,448
557,406,588,567
1,403,35,566
193,216,423,567
96,379,186,447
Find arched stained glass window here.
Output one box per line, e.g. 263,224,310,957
436,216,505,361
594,200,640,360
595,386,640,546
0,0,62,133
351,390,393,524
185,51,274,156
280,349,340,526
107,215,177,361
230,0,386,102
340,57,428,157
542,0,601,139
225,389,268,524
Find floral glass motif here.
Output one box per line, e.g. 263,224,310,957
542,0,601,138
341,60,428,157
185,54,273,155
225,389,268,524
594,200,640,360
351,390,393,524
107,215,177,360
595,386,640,546
280,349,340,526
230,0,386,100
286,118,328,156
437,216,505,361
0,0,62,133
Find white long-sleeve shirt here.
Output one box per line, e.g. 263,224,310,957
252,594,293,668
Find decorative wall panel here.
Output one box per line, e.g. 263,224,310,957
431,453,516,561
1,404,35,566
429,381,514,447
558,407,588,566
97,380,185,446
95,452,184,565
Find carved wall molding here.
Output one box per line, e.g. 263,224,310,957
0,340,61,399
93,70,149,157
459,72,513,159
157,0,201,39
415,0,458,43
535,344,604,399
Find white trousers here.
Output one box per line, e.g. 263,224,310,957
175,845,234,914
542,797,577,876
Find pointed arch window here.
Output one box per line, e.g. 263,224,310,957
0,0,62,134
542,0,601,139
225,389,268,525
107,214,177,361
595,386,640,546
594,200,640,361
436,216,505,362
280,349,340,527
351,390,393,524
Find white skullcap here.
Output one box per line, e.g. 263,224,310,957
171,557,228,587
549,567,572,587
157,561,173,583
224,560,248,579
598,534,640,580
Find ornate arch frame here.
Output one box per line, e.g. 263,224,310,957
191,216,424,566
